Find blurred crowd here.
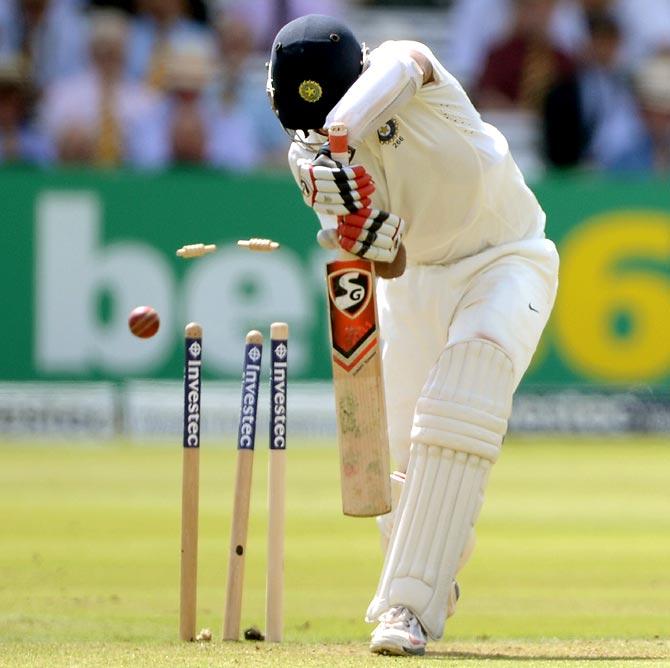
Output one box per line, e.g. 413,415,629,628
0,0,345,170
0,0,669,173
448,0,670,173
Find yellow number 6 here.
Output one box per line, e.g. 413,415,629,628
554,212,670,383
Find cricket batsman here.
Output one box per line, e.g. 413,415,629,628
267,14,559,655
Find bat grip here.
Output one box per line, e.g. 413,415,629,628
328,123,349,166
328,123,357,260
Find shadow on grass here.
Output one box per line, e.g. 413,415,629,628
425,651,661,662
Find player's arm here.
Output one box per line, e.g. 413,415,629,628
324,40,436,148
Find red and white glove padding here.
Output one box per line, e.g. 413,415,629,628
296,154,375,217
337,208,405,263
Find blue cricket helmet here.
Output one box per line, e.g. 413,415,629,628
267,15,364,133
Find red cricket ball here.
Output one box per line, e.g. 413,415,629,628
128,305,160,339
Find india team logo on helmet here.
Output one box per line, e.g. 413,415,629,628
298,80,323,103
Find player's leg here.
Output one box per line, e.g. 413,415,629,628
448,240,560,389
376,471,406,554
376,265,459,471
426,240,559,595
376,469,464,623
375,263,462,553
368,240,558,650
368,338,515,650
373,265,464,650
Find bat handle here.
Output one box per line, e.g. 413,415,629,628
328,123,349,166
327,123,355,261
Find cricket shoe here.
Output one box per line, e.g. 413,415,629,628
369,606,427,656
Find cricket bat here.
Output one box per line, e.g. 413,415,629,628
326,123,391,518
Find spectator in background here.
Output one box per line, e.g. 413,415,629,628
156,36,261,169
0,3,19,58
564,0,670,68
0,57,52,164
445,0,515,87
1,0,88,87
213,12,287,166
217,0,346,53
40,9,163,167
446,0,588,89
544,12,648,169
158,37,213,165
125,0,213,90
446,0,670,91
476,0,574,112
634,51,670,172
614,0,670,67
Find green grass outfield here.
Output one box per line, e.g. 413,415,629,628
1,436,669,667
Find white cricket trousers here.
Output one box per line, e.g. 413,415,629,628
377,237,559,471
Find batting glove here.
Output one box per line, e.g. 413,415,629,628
296,153,375,217
337,208,406,263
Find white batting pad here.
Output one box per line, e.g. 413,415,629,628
377,470,465,620
366,339,514,640
377,471,407,554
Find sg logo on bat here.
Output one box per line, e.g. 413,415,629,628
328,267,372,318
327,259,379,372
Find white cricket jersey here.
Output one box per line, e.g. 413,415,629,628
289,41,547,266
